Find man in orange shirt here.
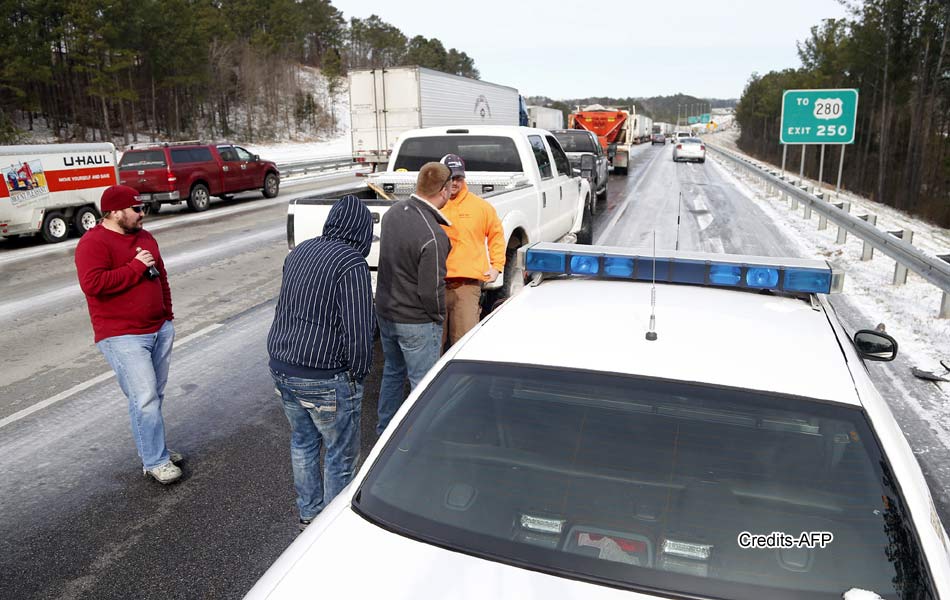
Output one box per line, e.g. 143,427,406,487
439,154,506,348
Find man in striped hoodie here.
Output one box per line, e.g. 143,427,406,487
267,194,375,530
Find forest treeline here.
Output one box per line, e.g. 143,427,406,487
736,0,949,226
0,1,479,145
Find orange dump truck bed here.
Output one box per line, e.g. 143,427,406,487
568,110,629,150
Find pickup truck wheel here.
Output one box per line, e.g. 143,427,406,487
499,245,521,302
187,183,210,212
74,206,98,235
263,173,280,198
596,178,608,208
576,199,593,245
41,211,69,243
144,202,161,215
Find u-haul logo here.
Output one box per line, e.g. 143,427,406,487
63,154,111,167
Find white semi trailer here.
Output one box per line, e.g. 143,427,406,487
349,66,522,168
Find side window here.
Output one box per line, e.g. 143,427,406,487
234,146,253,161
528,135,553,180
217,146,237,162
546,136,572,177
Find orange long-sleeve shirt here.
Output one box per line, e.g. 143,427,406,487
440,181,506,280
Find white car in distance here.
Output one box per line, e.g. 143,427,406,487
246,243,950,600
673,136,706,163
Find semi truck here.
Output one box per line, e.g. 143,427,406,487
527,106,564,130
349,66,522,168
1,143,118,243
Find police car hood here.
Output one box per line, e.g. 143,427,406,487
245,503,647,600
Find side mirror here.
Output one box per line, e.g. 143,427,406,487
580,154,595,178
853,330,898,361
252,154,260,161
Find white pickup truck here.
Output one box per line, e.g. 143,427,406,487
287,126,593,298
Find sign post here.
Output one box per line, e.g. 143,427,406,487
780,88,858,204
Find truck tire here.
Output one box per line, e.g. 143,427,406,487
615,166,628,176
262,173,280,198
576,198,593,245
144,202,161,215
187,183,210,212
41,211,69,243
74,206,98,235
596,177,608,208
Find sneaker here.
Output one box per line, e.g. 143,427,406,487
145,461,182,485
169,450,184,463
298,518,313,532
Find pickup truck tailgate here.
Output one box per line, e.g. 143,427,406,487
288,198,392,269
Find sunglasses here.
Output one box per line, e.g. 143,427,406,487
128,205,143,213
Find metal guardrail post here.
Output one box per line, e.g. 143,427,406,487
940,254,950,318
890,230,913,285
708,143,950,314
803,187,814,220
835,202,850,244
858,214,877,260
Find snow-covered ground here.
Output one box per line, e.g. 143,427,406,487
707,144,950,387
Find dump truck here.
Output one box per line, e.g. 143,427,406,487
568,104,632,175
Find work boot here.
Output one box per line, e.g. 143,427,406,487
145,461,182,485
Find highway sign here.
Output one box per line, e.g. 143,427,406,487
780,89,858,144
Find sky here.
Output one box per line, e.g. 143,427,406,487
328,0,852,101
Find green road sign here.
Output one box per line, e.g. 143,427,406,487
780,89,858,144
687,116,699,124
701,113,711,124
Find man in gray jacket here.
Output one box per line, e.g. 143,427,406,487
375,162,452,434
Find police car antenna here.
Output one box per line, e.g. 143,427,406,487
646,231,658,341
675,191,683,252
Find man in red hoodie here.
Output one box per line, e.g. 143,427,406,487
75,185,182,484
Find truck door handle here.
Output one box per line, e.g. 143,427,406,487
560,187,563,200
372,212,381,223
542,192,546,208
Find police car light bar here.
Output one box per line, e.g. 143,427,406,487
521,243,843,294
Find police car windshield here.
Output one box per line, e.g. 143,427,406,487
354,361,934,599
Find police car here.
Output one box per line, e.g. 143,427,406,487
246,243,950,599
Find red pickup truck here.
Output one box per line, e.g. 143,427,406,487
118,143,280,212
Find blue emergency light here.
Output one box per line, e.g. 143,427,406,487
523,243,840,294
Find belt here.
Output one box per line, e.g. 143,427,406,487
445,277,480,290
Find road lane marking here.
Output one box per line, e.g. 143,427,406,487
0,175,366,267
595,148,666,245
0,323,223,430
0,226,284,323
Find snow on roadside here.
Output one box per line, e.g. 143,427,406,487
244,136,351,164
707,153,950,380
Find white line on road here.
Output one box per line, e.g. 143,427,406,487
0,323,223,430
0,175,366,267
595,149,666,246
0,226,284,323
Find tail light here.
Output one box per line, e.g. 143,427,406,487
355,157,365,163
166,168,177,190
700,145,706,151
677,144,683,149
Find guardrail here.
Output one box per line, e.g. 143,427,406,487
707,143,950,318
277,155,361,178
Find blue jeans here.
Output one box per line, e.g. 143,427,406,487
376,316,443,435
96,320,175,470
271,369,363,521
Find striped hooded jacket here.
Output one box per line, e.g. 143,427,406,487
267,194,375,382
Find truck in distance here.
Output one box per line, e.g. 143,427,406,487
550,129,609,214
288,125,593,301
118,142,280,213
567,105,632,175
527,106,564,130
1,142,118,243
349,66,522,169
